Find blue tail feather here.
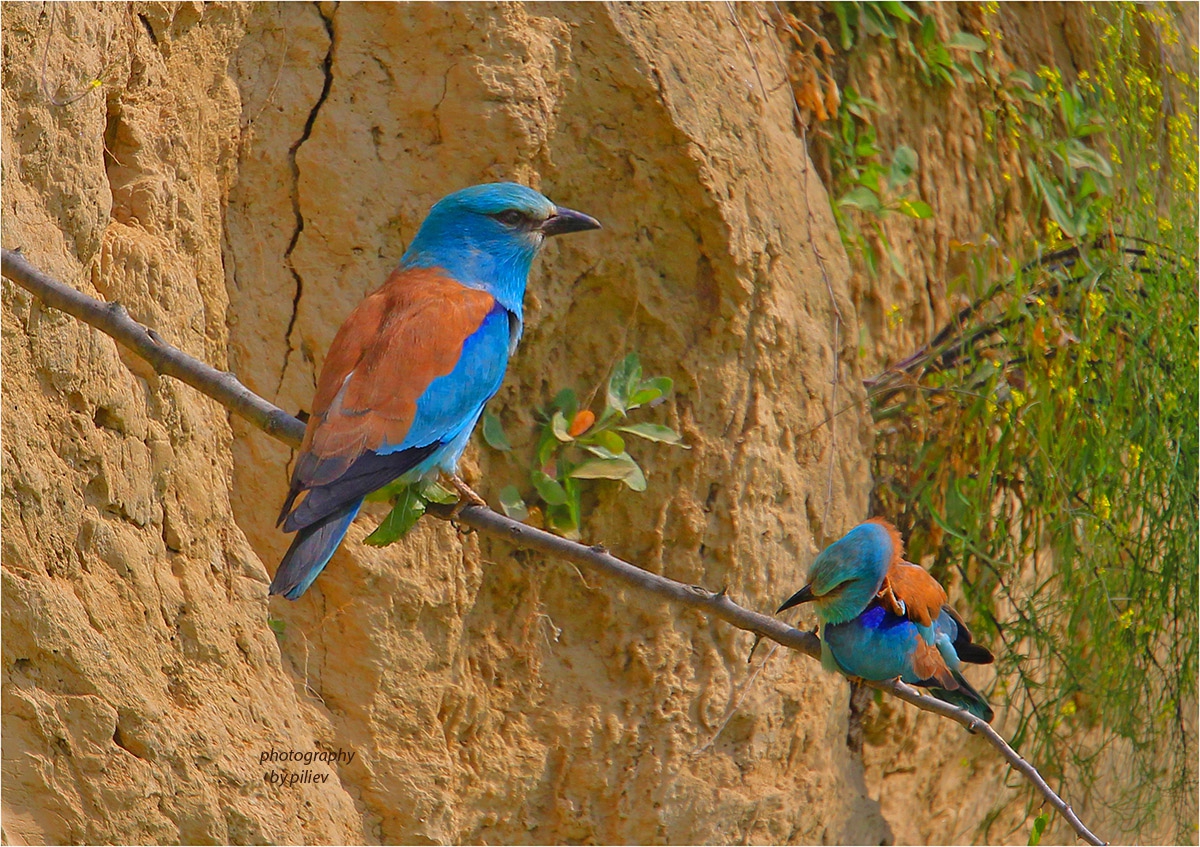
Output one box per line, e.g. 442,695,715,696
270,498,363,600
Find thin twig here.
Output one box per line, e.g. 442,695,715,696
692,641,781,755
1,247,1106,846
39,4,112,107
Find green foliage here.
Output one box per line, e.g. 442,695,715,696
831,1,919,51
493,352,686,539
825,6,985,276
362,479,455,547
831,89,932,277
865,4,1198,839
1012,71,1113,239
1028,812,1048,846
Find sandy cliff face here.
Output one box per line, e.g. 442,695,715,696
1,3,364,843
0,2,1126,844
225,4,884,843
4,3,882,843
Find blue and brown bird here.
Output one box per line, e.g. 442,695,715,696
776,518,995,722
271,183,600,599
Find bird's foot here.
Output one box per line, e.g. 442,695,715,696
444,473,487,515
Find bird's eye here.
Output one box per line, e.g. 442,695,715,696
494,210,527,227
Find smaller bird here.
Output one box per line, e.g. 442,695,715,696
776,518,995,722
272,183,600,600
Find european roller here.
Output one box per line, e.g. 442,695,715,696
777,518,995,722
271,183,600,600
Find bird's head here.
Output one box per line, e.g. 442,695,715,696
400,182,600,314
776,519,902,625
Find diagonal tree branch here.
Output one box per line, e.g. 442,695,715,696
2,248,305,446
1,247,1106,846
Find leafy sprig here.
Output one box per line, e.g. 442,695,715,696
486,353,686,539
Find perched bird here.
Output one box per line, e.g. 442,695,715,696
272,183,600,599
776,518,995,722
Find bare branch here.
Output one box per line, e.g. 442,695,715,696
2,248,305,448
1,247,1106,846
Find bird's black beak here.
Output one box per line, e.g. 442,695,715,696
776,584,815,614
540,206,601,237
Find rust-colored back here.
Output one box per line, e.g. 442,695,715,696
299,267,496,468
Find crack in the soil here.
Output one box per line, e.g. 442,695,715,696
277,2,335,397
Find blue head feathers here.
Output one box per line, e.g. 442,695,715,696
400,182,600,315
777,520,899,625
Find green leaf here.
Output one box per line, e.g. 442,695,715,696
896,198,934,219
536,428,559,468
1063,140,1113,177
843,88,882,115
563,477,582,529
550,410,574,442
593,429,626,454
546,503,580,539
622,461,647,492
970,50,985,77
1076,170,1098,201
531,470,569,506
570,454,640,482
888,145,919,190
551,388,578,420
1030,165,1082,238
481,410,511,451
1006,69,1034,90
1028,812,1048,846
570,450,648,492
880,1,919,24
832,2,855,49
364,487,426,546
918,14,937,47
627,374,674,410
948,31,986,51
606,353,642,414
862,240,881,277
626,388,661,410
618,422,687,445
632,376,673,409
498,485,529,520
417,480,459,505
267,616,286,640
364,478,409,502
583,444,621,459
860,3,896,38
838,185,882,213
926,43,953,69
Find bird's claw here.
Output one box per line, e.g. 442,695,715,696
444,473,487,515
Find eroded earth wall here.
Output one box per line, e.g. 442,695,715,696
1,2,1098,844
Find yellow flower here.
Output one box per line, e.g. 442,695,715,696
1095,492,1111,522
1129,444,1142,470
